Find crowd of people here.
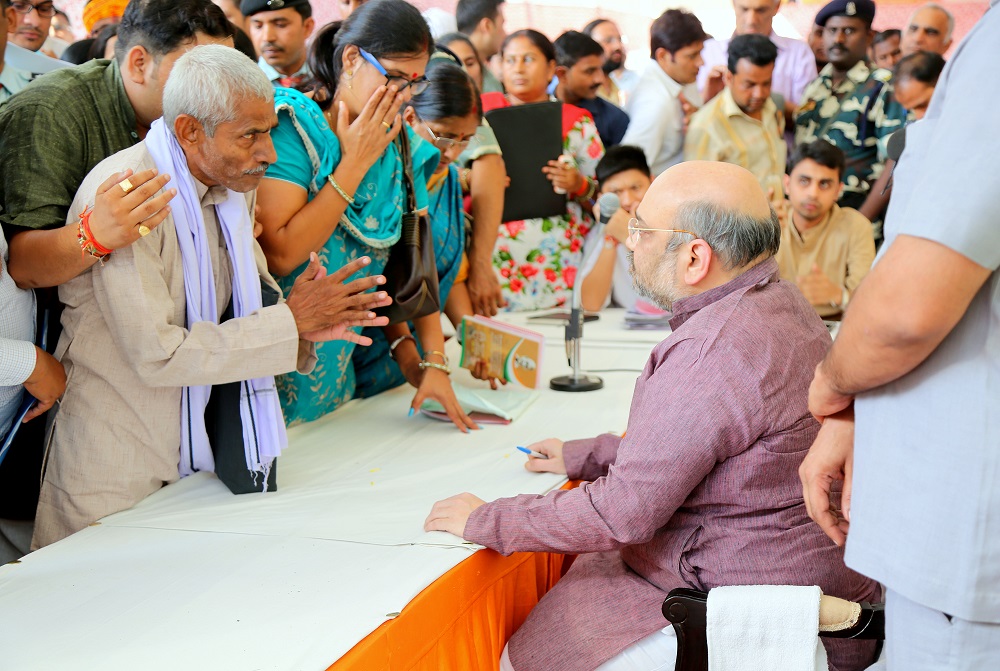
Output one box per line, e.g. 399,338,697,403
1,1,996,670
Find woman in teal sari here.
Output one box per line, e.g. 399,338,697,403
256,0,476,431
353,59,485,397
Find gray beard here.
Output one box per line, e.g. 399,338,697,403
627,249,680,311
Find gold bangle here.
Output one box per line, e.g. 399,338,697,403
425,350,449,366
327,173,356,206
418,360,451,375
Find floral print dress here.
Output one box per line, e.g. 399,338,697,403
482,94,606,311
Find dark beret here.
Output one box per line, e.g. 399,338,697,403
814,0,876,27
240,0,311,17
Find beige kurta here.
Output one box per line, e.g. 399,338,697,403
776,204,876,317
33,142,316,549
684,87,787,199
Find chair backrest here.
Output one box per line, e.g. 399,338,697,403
661,588,885,671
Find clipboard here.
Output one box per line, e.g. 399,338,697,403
484,101,566,222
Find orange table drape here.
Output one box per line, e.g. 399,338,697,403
330,483,579,671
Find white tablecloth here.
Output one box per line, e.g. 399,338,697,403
0,310,662,670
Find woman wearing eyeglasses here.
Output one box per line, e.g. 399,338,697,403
483,29,605,311
256,0,476,431
353,59,506,397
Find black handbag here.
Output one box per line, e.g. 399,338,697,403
204,281,281,494
376,129,441,325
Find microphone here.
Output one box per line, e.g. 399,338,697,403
550,192,620,393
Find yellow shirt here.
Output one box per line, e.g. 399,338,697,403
776,204,876,317
684,88,786,199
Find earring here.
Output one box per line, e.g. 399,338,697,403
345,70,353,90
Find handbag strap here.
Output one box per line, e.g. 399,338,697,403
395,129,418,214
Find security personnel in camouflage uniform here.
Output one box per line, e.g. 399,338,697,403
795,0,908,215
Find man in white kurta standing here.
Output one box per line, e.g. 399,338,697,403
33,45,392,549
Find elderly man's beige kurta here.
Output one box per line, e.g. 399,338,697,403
33,142,315,549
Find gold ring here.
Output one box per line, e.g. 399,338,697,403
119,178,134,195
382,121,392,131
137,224,150,237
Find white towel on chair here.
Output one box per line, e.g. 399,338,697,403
706,585,828,671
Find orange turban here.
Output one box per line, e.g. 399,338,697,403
83,0,131,35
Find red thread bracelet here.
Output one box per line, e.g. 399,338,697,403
78,206,113,259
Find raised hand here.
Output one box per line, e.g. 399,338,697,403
334,85,405,174
679,92,697,134
285,254,392,343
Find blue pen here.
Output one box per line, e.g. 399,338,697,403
516,446,549,459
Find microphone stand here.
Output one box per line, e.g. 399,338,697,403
550,193,620,392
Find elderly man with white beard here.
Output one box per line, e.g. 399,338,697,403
425,162,880,671
33,45,392,549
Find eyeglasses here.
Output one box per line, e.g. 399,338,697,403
10,1,56,17
627,218,697,245
416,116,471,151
358,48,430,95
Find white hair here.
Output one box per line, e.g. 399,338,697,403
909,3,955,42
163,45,274,137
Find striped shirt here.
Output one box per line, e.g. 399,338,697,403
0,229,36,439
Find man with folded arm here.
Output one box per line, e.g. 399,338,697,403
427,161,880,671
32,45,392,549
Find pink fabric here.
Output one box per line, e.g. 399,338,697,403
464,258,880,671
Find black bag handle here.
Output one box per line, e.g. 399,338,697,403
395,128,418,214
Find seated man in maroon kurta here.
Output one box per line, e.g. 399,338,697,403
426,161,880,671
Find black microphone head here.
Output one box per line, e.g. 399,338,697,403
598,192,620,222
886,127,907,162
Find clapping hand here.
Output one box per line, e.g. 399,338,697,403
285,254,392,344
